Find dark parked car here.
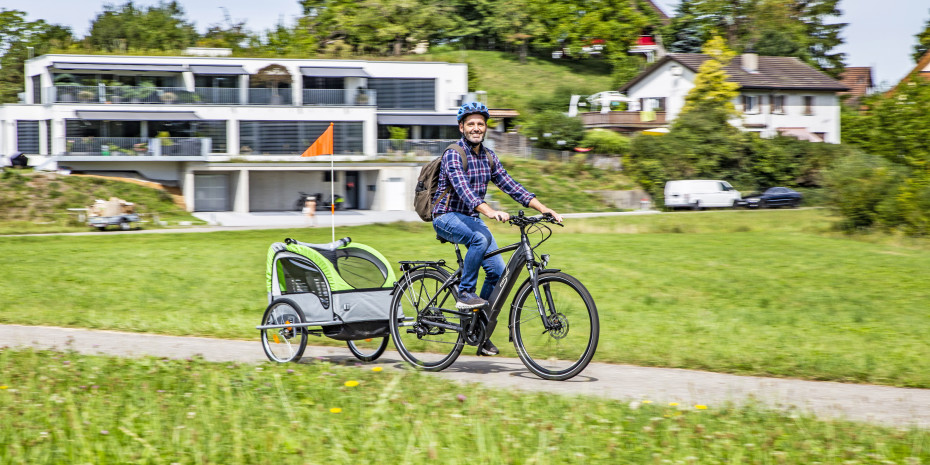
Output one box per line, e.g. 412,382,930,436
740,187,802,208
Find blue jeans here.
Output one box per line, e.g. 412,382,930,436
433,212,505,300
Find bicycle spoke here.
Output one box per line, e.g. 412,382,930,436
511,273,598,380
389,268,464,370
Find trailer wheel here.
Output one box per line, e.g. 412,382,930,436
119,220,131,231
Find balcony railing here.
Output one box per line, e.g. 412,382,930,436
46,86,376,106
247,88,293,105
49,85,198,104
580,110,668,128
194,87,242,104
377,139,457,156
61,137,211,157
302,88,377,106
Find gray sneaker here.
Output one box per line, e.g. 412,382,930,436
455,291,487,310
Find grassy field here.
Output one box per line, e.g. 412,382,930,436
2,348,928,464
2,209,929,388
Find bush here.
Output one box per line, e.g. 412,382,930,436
579,129,630,155
824,151,906,231
521,110,585,150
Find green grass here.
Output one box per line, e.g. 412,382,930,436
2,209,930,387
2,348,928,464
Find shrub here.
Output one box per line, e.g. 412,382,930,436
579,129,631,155
824,150,905,231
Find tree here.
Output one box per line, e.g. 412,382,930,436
198,8,256,53
0,9,73,103
680,35,740,116
914,9,930,62
86,1,198,51
668,0,846,77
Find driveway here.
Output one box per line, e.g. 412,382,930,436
2,324,928,428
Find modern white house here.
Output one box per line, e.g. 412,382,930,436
582,53,848,143
0,53,469,212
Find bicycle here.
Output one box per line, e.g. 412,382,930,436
388,211,599,381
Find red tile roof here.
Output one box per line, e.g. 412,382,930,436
838,67,874,98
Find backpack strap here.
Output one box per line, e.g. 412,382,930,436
431,143,468,217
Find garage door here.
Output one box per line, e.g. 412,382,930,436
194,174,229,211
250,171,320,211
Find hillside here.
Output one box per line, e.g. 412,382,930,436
0,170,202,234
397,50,616,114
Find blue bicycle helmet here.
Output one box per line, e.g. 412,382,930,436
457,101,490,123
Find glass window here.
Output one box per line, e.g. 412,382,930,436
804,96,815,115
742,95,759,114
770,95,785,114
239,121,364,154
368,78,435,110
16,120,40,154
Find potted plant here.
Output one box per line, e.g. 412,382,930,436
160,91,177,104
252,64,291,105
107,81,127,103
125,81,156,103
77,90,96,102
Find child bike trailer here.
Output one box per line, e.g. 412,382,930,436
258,236,396,363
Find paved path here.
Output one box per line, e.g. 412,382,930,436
2,324,928,428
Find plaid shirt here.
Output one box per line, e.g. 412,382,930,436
432,139,535,218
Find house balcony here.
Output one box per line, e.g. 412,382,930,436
45,85,375,106
59,137,211,158
50,85,200,104
377,139,456,157
580,111,668,131
303,88,376,106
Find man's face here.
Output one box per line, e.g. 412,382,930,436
459,113,487,144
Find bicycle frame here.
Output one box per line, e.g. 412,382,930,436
397,220,555,346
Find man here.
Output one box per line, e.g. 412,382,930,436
431,101,562,356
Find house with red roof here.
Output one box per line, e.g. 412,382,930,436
581,52,848,143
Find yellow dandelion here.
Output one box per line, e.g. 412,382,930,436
371,367,383,372
669,402,679,406
330,407,342,414
642,400,653,404
695,405,708,410
0,385,7,390
344,380,359,387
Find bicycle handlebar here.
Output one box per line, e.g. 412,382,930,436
508,211,564,227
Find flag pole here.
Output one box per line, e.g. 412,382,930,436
330,153,335,242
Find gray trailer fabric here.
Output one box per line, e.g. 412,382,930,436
332,289,393,323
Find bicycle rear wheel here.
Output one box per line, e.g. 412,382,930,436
389,268,464,371
260,299,308,363
510,272,599,380
347,337,389,362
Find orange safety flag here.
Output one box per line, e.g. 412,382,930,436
301,122,334,157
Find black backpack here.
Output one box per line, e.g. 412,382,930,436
414,143,467,222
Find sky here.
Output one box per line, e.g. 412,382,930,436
4,0,929,87
655,0,930,87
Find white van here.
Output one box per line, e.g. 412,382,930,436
663,180,741,210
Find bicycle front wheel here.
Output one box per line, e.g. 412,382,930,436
389,268,464,371
511,272,599,381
